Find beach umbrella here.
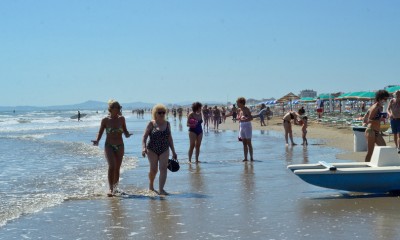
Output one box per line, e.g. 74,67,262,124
356,91,376,100
277,92,299,111
317,93,331,100
277,92,299,102
386,86,400,93
335,92,352,100
340,91,365,100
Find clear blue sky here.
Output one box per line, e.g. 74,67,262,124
1,0,399,106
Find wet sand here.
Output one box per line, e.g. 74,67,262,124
2,117,400,239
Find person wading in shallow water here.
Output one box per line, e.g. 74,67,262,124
142,104,178,196
92,100,132,197
226,97,254,161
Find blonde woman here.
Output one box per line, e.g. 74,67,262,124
142,104,178,195
92,100,132,197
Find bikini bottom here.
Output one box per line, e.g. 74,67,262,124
105,142,124,152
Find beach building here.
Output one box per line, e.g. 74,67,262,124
299,89,317,98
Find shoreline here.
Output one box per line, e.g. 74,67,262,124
218,116,396,162
2,113,400,239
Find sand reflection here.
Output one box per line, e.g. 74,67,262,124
147,199,178,238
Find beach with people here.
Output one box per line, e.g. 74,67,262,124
1,104,400,239
2,0,400,238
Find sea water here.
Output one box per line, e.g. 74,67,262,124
0,110,142,227
0,110,341,229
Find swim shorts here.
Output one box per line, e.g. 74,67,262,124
390,119,400,134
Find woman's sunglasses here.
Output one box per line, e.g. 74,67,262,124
158,111,166,115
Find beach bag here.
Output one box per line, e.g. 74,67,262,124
167,158,180,172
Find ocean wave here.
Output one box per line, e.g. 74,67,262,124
0,146,138,228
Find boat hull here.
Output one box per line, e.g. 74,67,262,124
296,170,400,193
288,147,400,193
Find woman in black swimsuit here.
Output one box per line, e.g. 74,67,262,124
142,104,178,195
92,100,132,197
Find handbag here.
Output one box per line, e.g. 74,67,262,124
167,158,180,172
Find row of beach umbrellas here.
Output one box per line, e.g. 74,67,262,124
264,86,400,105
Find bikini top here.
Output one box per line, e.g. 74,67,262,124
106,127,124,134
370,108,382,121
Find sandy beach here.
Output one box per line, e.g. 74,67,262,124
2,114,400,240
218,115,397,162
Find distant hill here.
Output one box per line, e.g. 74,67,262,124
0,99,238,111
0,100,155,111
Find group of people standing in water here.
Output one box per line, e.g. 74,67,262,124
92,97,255,197
92,90,400,197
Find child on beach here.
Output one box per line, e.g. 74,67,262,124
301,116,308,146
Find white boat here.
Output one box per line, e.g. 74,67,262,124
287,146,400,193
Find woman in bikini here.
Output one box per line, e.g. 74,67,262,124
282,110,302,145
388,90,400,153
92,100,132,197
365,90,390,162
187,102,203,163
142,104,178,195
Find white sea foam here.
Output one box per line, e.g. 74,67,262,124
0,110,140,227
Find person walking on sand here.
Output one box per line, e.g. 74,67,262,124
142,104,178,195
365,90,390,162
92,100,132,197
316,97,324,118
265,106,272,125
388,90,400,153
282,110,303,145
187,102,203,163
258,103,267,126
